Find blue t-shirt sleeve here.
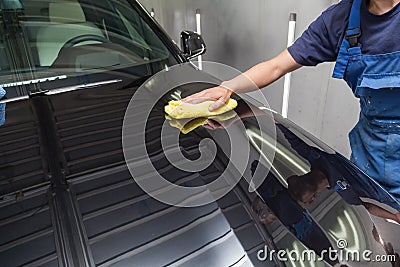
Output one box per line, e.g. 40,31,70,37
288,1,351,66
0,86,5,126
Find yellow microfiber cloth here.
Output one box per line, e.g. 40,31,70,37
164,98,238,120
165,110,237,134
167,117,208,134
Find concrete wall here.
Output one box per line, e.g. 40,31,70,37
138,0,360,157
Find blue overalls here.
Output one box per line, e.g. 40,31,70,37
0,86,5,126
333,0,400,201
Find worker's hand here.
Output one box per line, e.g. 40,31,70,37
181,85,233,111
395,212,400,224
251,196,276,224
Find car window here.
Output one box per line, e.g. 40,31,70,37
0,0,178,98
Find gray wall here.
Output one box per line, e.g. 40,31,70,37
138,0,360,157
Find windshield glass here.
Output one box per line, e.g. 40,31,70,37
0,0,178,98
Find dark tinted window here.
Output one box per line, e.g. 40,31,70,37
0,0,178,97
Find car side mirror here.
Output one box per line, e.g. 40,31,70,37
180,30,206,59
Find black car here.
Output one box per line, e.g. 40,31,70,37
0,0,399,267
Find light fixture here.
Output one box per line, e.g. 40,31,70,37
282,13,297,118
195,9,203,70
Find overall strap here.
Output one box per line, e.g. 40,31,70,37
332,0,363,79
346,0,362,48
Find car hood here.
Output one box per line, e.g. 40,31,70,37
0,64,399,267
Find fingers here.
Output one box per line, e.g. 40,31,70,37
186,95,214,104
208,90,231,111
208,99,225,111
181,92,203,103
181,86,232,107
208,93,230,111
181,87,217,103
395,212,400,224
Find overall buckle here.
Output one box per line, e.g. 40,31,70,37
335,180,348,191
345,26,362,49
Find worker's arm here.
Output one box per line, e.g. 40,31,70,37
363,202,400,224
182,49,302,111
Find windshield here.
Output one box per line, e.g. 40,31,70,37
0,0,178,98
